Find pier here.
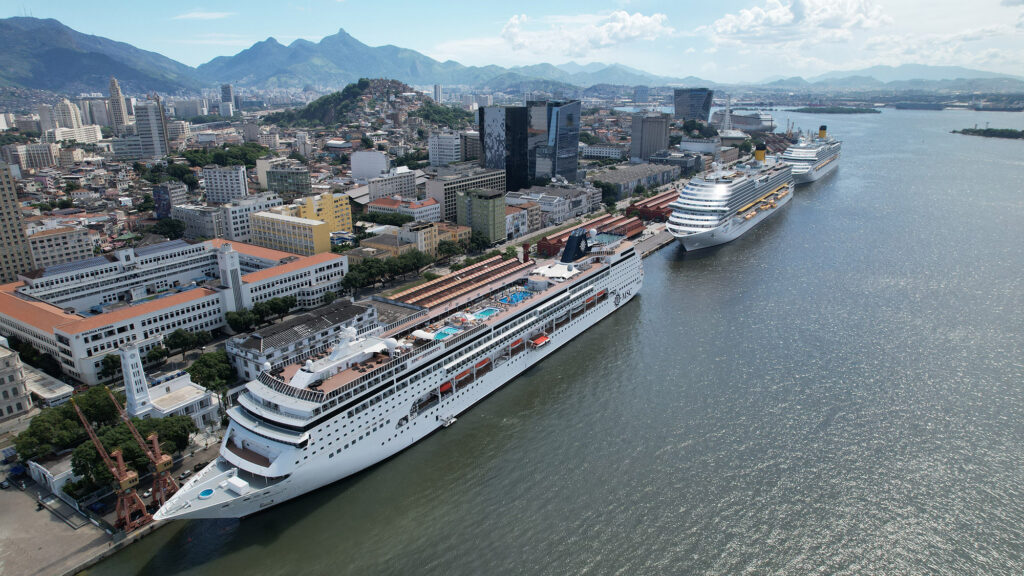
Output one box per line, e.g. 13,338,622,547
636,226,675,258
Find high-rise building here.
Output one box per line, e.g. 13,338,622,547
456,188,506,244
222,193,284,241
630,113,670,162
289,191,353,233
0,165,33,282
250,212,330,256
255,155,290,188
134,100,169,159
425,165,506,222
433,84,442,103
526,100,581,184
221,84,235,104
480,101,580,191
266,165,312,202
429,130,461,166
203,165,249,204
673,88,714,122
367,166,416,201
28,227,94,269
53,99,83,129
479,105,529,191
88,100,110,127
461,130,481,162
37,104,57,133
633,85,650,104
108,76,131,133
153,181,189,219
351,150,390,180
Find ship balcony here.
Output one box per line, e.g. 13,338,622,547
236,391,314,428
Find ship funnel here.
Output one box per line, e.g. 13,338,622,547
819,125,827,138
754,143,766,163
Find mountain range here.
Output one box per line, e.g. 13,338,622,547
0,17,1021,96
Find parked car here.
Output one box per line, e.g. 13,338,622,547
193,461,208,472
0,479,10,490
142,488,152,498
178,470,192,481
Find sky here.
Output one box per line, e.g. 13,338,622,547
3,0,1023,82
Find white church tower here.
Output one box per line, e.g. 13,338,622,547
120,343,152,417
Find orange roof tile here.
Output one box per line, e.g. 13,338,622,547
0,282,82,333
28,227,77,238
207,240,296,262
62,288,219,335
241,252,343,284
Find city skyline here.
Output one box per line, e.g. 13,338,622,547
2,0,1022,83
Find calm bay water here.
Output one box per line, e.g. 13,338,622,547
91,110,1024,575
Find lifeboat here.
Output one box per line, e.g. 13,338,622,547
455,369,471,382
439,382,452,394
510,338,523,348
530,334,550,348
475,358,490,369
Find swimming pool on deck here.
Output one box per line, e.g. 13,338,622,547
499,291,531,305
434,326,462,340
474,307,500,319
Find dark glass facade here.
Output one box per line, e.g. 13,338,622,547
673,88,714,122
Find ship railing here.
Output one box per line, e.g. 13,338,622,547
237,391,313,423
257,371,325,403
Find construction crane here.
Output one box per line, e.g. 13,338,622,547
105,389,179,508
71,398,151,532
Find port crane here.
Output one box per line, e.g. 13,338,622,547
71,398,152,532
105,389,179,508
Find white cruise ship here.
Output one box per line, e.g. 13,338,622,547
666,145,794,251
156,231,643,520
780,125,842,184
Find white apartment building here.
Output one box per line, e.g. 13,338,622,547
505,184,603,226
367,166,416,201
255,155,290,189
43,125,103,145
223,193,284,242
425,165,506,222
203,165,249,204
351,150,389,180
173,205,226,240
428,130,461,166
27,227,94,270
0,239,348,385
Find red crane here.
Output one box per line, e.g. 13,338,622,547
71,398,152,532
105,389,179,508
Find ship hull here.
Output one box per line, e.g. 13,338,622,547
157,256,643,520
792,155,839,184
673,190,791,251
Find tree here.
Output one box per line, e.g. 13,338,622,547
137,194,155,212
56,198,73,209
468,230,491,253
437,240,464,262
145,347,168,365
164,329,195,360
252,301,274,324
504,246,519,260
360,135,374,148
150,219,186,239
187,351,237,391
225,310,256,333
193,330,213,350
98,354,122,381
322,291,337,305
579,132,600,145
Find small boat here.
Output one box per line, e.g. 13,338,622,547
442,416,457,428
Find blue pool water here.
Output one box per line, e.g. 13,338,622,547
198,489,214,500
434,326,461,340
475,307,500,319
499,291,531,305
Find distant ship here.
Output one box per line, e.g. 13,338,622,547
667,145,794,251
711,109,775,132
779,125,842,184
155,231,643,520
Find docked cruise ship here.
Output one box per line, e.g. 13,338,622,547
155,230,643,520
666,145,794,251
780,125,842,184
711,109,775,132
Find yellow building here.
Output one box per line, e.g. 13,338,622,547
250,211,331,256
289,192,353,233
436,222,472,245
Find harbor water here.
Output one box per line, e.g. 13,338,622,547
90,109,1024,575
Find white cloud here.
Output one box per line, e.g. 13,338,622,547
1001,0,1024,5
177,33,253,47
703,0,889,45
500,11,674,58
173,11,235,20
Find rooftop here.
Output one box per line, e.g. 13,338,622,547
241,252,343,284
62,288,219,335
209,240,297,262
238,300,369,352
252,211,326,226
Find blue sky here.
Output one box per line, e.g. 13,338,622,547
4,1,1022,81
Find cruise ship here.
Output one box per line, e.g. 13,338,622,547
666,145,794,251
780,125,842,184
155,230,643,520
711,109,775,132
